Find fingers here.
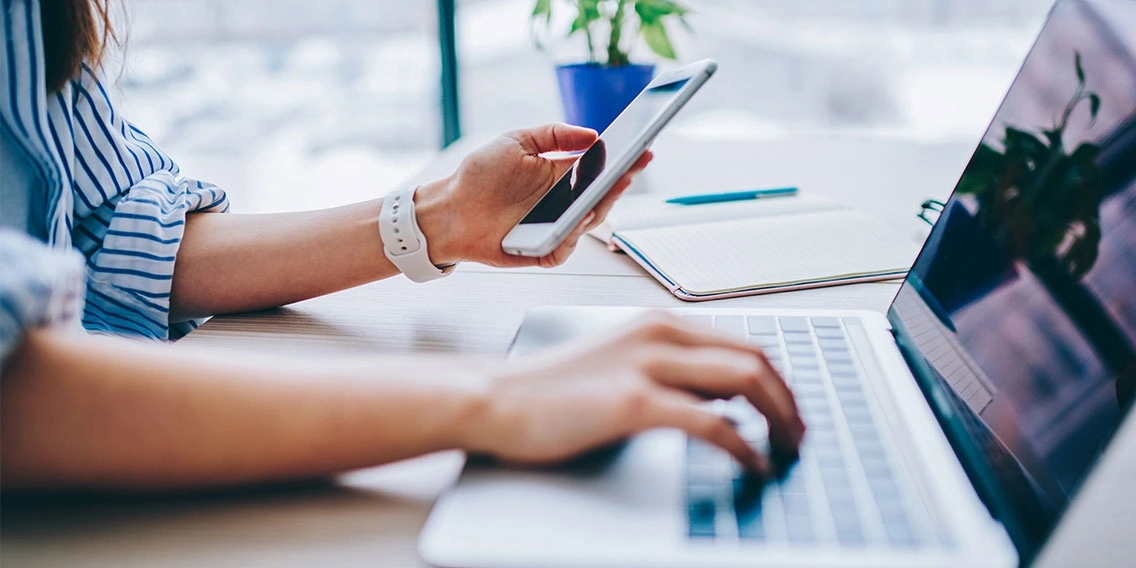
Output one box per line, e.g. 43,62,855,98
646,390,768,473
515,123,598,155
537,212,595,268
632,314,805,454
644,345,803,454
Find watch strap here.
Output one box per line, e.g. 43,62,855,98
378,186,455,283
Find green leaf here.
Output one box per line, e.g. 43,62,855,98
569,1,601,36
1088,93,1101,124
1075,51,1085,84
640,21,677,60
635,0,689,25
531,0,551,22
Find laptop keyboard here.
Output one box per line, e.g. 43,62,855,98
683,314,927,549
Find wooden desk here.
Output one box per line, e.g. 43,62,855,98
4,133,1132,567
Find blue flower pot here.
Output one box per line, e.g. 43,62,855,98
556,63,655,133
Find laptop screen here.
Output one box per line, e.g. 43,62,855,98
888,0,1136,556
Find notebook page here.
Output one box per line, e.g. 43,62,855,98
588,193,843,242
617,209,920,296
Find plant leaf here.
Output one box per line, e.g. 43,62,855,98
640,21,677,59
531,0,552,23
1088,93,1101,124
1075,51,1085,84
570,0,602,36
635,0,689,25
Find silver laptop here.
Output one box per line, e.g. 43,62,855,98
420,1,1136,566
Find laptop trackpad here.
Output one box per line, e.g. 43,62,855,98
420,429,687,565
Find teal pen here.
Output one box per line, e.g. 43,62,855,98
665,186,798,205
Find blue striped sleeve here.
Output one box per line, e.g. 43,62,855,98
65,70,230,341
0,230,86,365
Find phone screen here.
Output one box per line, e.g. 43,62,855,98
518,77,692,225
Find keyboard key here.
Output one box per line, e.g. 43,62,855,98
819,338,848,351
836,388,867,403
799,397,830,415
750,334,780,349
817,455,849,476
862,460,892,481
735,496,765,540
714,316,746,338
811,317,841,328
779,470,808,492
793,369,823,383
843,406,874,425
868,478,901,501
884,520,917,547
785,515,816,543
792,381,827,397
787,343,816,356
687,481,722,504
688,501,717,538
783,331,813,344
835,523,865,546
827,362,858,377
746,316,778,335
790,357,820,370
688,461,731,483
876,496,907,519
807,427,840,445
779,317,810,333
826,488,858,510
682,315,713,328
780,491,811,514
814,326,845,338
823,351,853,364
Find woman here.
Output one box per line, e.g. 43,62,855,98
0,0,803,490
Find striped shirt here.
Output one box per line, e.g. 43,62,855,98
0,0,229,357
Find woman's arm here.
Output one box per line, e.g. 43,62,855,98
1,327,489,489
170,124,651,320
1,314,803,491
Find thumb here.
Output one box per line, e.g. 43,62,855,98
516,123,598,155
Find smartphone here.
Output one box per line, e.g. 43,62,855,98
501,59,718,257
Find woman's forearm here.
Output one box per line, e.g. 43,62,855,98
169,176,459,320
170,200,394,321
0,328,489,490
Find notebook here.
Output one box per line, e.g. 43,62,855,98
589,193,920,300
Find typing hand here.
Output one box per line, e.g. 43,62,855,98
460,312,806,472
414,123,652,268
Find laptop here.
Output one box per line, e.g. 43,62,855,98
420,1,1136,566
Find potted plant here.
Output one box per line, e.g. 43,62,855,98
531,0,691,132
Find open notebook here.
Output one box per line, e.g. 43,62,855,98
589,194,920,300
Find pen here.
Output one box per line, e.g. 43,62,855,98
665,187,798,205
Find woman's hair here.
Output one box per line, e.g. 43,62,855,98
41,0,117,93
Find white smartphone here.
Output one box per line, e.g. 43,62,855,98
501,59,718,257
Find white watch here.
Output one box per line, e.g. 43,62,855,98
378,186,455,283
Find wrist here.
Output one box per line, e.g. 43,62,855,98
445,369,500,455
412,176,463,266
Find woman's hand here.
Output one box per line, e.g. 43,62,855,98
415,123,653,268
459,312,806,473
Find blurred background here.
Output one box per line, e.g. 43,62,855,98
110,0,1054,213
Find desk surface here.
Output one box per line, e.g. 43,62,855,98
4,132,1132,567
